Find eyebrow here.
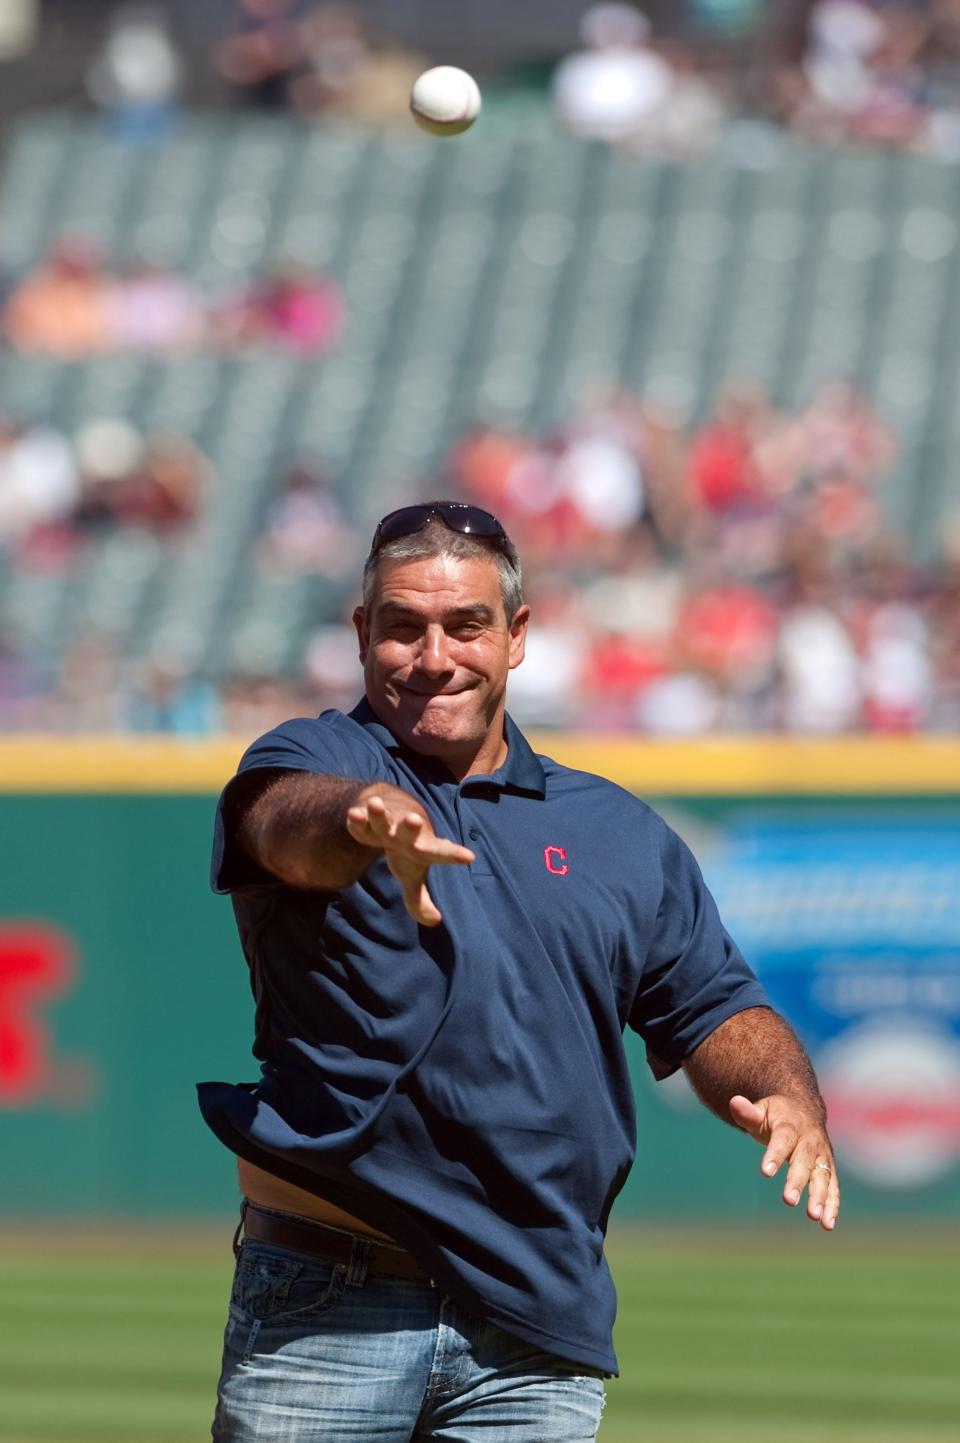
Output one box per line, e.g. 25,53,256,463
378,602,497,624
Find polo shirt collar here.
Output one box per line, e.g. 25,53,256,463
348,697,546,797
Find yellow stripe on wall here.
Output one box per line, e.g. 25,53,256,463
534,734,960,795
0,738,246,793
0,734,957,794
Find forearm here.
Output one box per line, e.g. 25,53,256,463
241,773,420,889
683,1006,826,1127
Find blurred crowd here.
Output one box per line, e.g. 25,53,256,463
2,380,958,735
553,1,960,158
64,0,960,157
444,381,960,733
0,411,206,557
2,236,344,358
3,4,960,735
208,0,960,159
776,0,960,155
79,0,427,132
213,0,427,123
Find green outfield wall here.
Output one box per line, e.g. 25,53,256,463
2,736,959,1220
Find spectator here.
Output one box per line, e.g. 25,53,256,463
0,416,79,545
219,673,310,733
860,601,932,731
211,264,345,355
290,4,425,124
626,41,726,157
0,1,38,63
674,579,780,702
72,419,205,535
4,371,955,735
635,670,722,735
72,418,148,531
246,266,344,354
259,460,354,573
801,381,896,487
556,422,646,538
580,626,667,729
4,242,340,356
688,385,771,515
86,2,184,144
447,426,536,517
777,603,862,732
215,0,305,111
553,5,675,144
0,628,46,730
125,657,222,733
501,576,587,727
791,1,929,147
4,237,111,357
304,618,363,712
580,533,683,640
127,435,207,531
105,261,203,351
52,633,125,732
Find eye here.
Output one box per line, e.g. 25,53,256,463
451,623,484,640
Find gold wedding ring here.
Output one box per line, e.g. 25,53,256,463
812,1162,832,1174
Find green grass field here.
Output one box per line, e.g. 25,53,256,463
0,1223,957,1443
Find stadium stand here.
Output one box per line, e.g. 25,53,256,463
1,113,959,729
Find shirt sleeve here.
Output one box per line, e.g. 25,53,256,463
629,821,771,1079
210,712,389,894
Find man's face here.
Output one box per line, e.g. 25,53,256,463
353,551,528,770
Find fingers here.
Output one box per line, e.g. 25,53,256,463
729,1094,766,1137
346,795,398,848
736,1093,841,1232
761,1118,799,1182
346,799,474,865
346,796,474,928
764,1123,840,1231
402,877,443,929
797,1155,840,1231
395,813,475,866
822,1168,841,1232
804,1158,839,1230
781,1150,840,1231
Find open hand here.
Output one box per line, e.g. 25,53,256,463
346,792,474,927
730,1093,840,1232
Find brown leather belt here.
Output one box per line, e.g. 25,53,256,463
242,1203,432,1283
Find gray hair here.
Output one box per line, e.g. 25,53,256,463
362,517,523,620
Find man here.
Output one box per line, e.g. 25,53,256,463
200,500,839,1443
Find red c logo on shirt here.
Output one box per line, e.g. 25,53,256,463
544,846,569,876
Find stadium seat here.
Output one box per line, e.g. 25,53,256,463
2,114,958,684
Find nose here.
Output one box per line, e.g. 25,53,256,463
417,624,452,677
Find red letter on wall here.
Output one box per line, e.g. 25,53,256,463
0,925,74,1106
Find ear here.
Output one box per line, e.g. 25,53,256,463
507,604,530,671
352,606,369,663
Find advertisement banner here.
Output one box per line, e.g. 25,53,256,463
1,740,958,1220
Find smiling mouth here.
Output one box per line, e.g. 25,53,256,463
401,687,467,699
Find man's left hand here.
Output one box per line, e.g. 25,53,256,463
729,1093,840,1232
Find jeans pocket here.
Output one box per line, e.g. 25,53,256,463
227,1243,349,1364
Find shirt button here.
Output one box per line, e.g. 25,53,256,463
469,828,479,840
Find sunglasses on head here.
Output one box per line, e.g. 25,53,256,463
369,501,507,555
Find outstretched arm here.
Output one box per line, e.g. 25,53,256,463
683,1006,839,1232
237,772,473,925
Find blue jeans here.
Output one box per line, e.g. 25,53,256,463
213,1235,606,1441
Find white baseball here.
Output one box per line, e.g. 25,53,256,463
410,66,481,137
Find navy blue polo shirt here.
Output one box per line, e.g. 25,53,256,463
199,699,770,1375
